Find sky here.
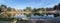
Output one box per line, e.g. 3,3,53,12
0,0,60,9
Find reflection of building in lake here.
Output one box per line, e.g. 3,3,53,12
38,8,54,14
16,9,22,14
11,8,16,17
23,9,32,14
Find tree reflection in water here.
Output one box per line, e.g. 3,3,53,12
23,12,60,19
54,14,60,17
33,13,44,16
23,13,31,18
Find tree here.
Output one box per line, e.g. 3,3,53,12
53,3,60,10
41,8,44,11
53,5,57,10
0,4,7,12
58,3,60,10
37,8,41,11
46,8,48,11
0,7,1,12
23,7,32,12
26,7,32,11
1,4,7,8
7,7,11,11
0,8,1,11
32,8,37,12
0,4,7,13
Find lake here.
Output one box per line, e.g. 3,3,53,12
13,14,59,19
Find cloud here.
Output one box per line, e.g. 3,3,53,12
0,0,13,3
44,3,59,8
0,0,5,3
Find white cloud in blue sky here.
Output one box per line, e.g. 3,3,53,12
0,0,60,9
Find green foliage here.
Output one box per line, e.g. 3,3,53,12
0,4,12,11
7,12,11,17
53,3,60,10
1,4,7,8
0,18,16,21
7,7,11,11
23,7,32,11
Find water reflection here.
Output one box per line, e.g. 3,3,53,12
31,14,54,19
13,14,27,18
13,14,55,19
1,12,60,19
54,14,60,17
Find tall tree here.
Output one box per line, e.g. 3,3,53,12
1,4,7,8
0,6,1,11
23,7,32,11
33,8,37,12
0,4,7,12
26,7,32,11
53,5,57,10
0,4,7,13
58,3,60,10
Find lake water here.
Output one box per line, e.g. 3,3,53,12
13,14,56,19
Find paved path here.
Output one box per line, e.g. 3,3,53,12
0,16,60,23
0,21,12,23
50,16,60,23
